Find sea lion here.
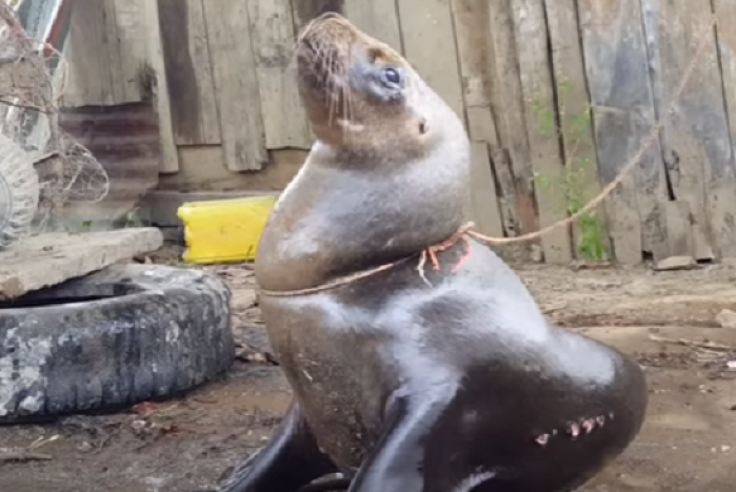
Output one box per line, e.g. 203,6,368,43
210,12,648,492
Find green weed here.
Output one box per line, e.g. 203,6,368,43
530,79,608,263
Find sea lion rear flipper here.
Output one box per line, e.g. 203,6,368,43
346,387,454,492
215,400,338,492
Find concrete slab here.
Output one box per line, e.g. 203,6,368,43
0,228,163,300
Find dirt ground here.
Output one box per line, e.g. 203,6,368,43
2,249,736,492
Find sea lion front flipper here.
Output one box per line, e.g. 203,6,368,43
346,387,455,492
216,400,339,492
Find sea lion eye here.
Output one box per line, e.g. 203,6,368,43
382,67,402,86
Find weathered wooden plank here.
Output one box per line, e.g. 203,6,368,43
665,200,694,257
578,0,669,265
544,0,612,262
343,0,403,52
106,0,148,104
450,0,503,236
396,0,465,120
248,0,311,150
451,0,518,238
510,0,571,264
62,0,148,107
141,0,179,173
486,0,538,240
714,0,736,210
157,0,221,146
700,1,736,258
202,0,268,171
467,142,504,236
641,0,714,260
60,0,114,106
0,228,163,300
293,0,345,27
102,0,128,103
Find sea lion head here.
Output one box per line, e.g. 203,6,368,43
255,13,471,291
295,12,468,163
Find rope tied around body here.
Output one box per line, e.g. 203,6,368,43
258,15,715,299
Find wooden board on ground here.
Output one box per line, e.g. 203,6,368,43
0,228,163,300
202,0,268,171
157,0,222,146
248,0,312,150
511,0,571,264
486,0,537,240
543,0,612,262
344,0,403,52
396,0,465,120
650,0,736,259
578,0,668,265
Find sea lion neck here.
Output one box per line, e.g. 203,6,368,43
254,139,470,293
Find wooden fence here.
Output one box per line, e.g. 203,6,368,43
60,0,736,266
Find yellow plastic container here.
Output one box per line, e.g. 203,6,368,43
177,195,278,264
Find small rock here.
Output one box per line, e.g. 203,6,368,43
654,255,697,271
77,440,94,453
716,309,736,329
232,289,258,310
530,245,544,263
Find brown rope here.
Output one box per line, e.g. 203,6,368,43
259,16,715,298
258,256,413,298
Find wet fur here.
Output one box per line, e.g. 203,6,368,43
256,14,470,293
205,13,648,492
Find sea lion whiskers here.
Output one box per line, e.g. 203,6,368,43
296,18,361,139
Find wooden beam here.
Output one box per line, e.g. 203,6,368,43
157,0,222,145
544,0,612,262
343,0,403,52
655,0,735,259
142,0,179,173
396,0,465,119
202,0,268,171
450,0,504,237
486,0,539,242
511,0,572,264
248,0,311,150
578,0,669,265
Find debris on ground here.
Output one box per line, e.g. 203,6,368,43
715,309,736,329
654,255,698,271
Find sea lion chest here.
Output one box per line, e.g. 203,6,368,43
258,241,646,476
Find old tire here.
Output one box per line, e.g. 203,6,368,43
0,132,40,248
0,264,234,422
